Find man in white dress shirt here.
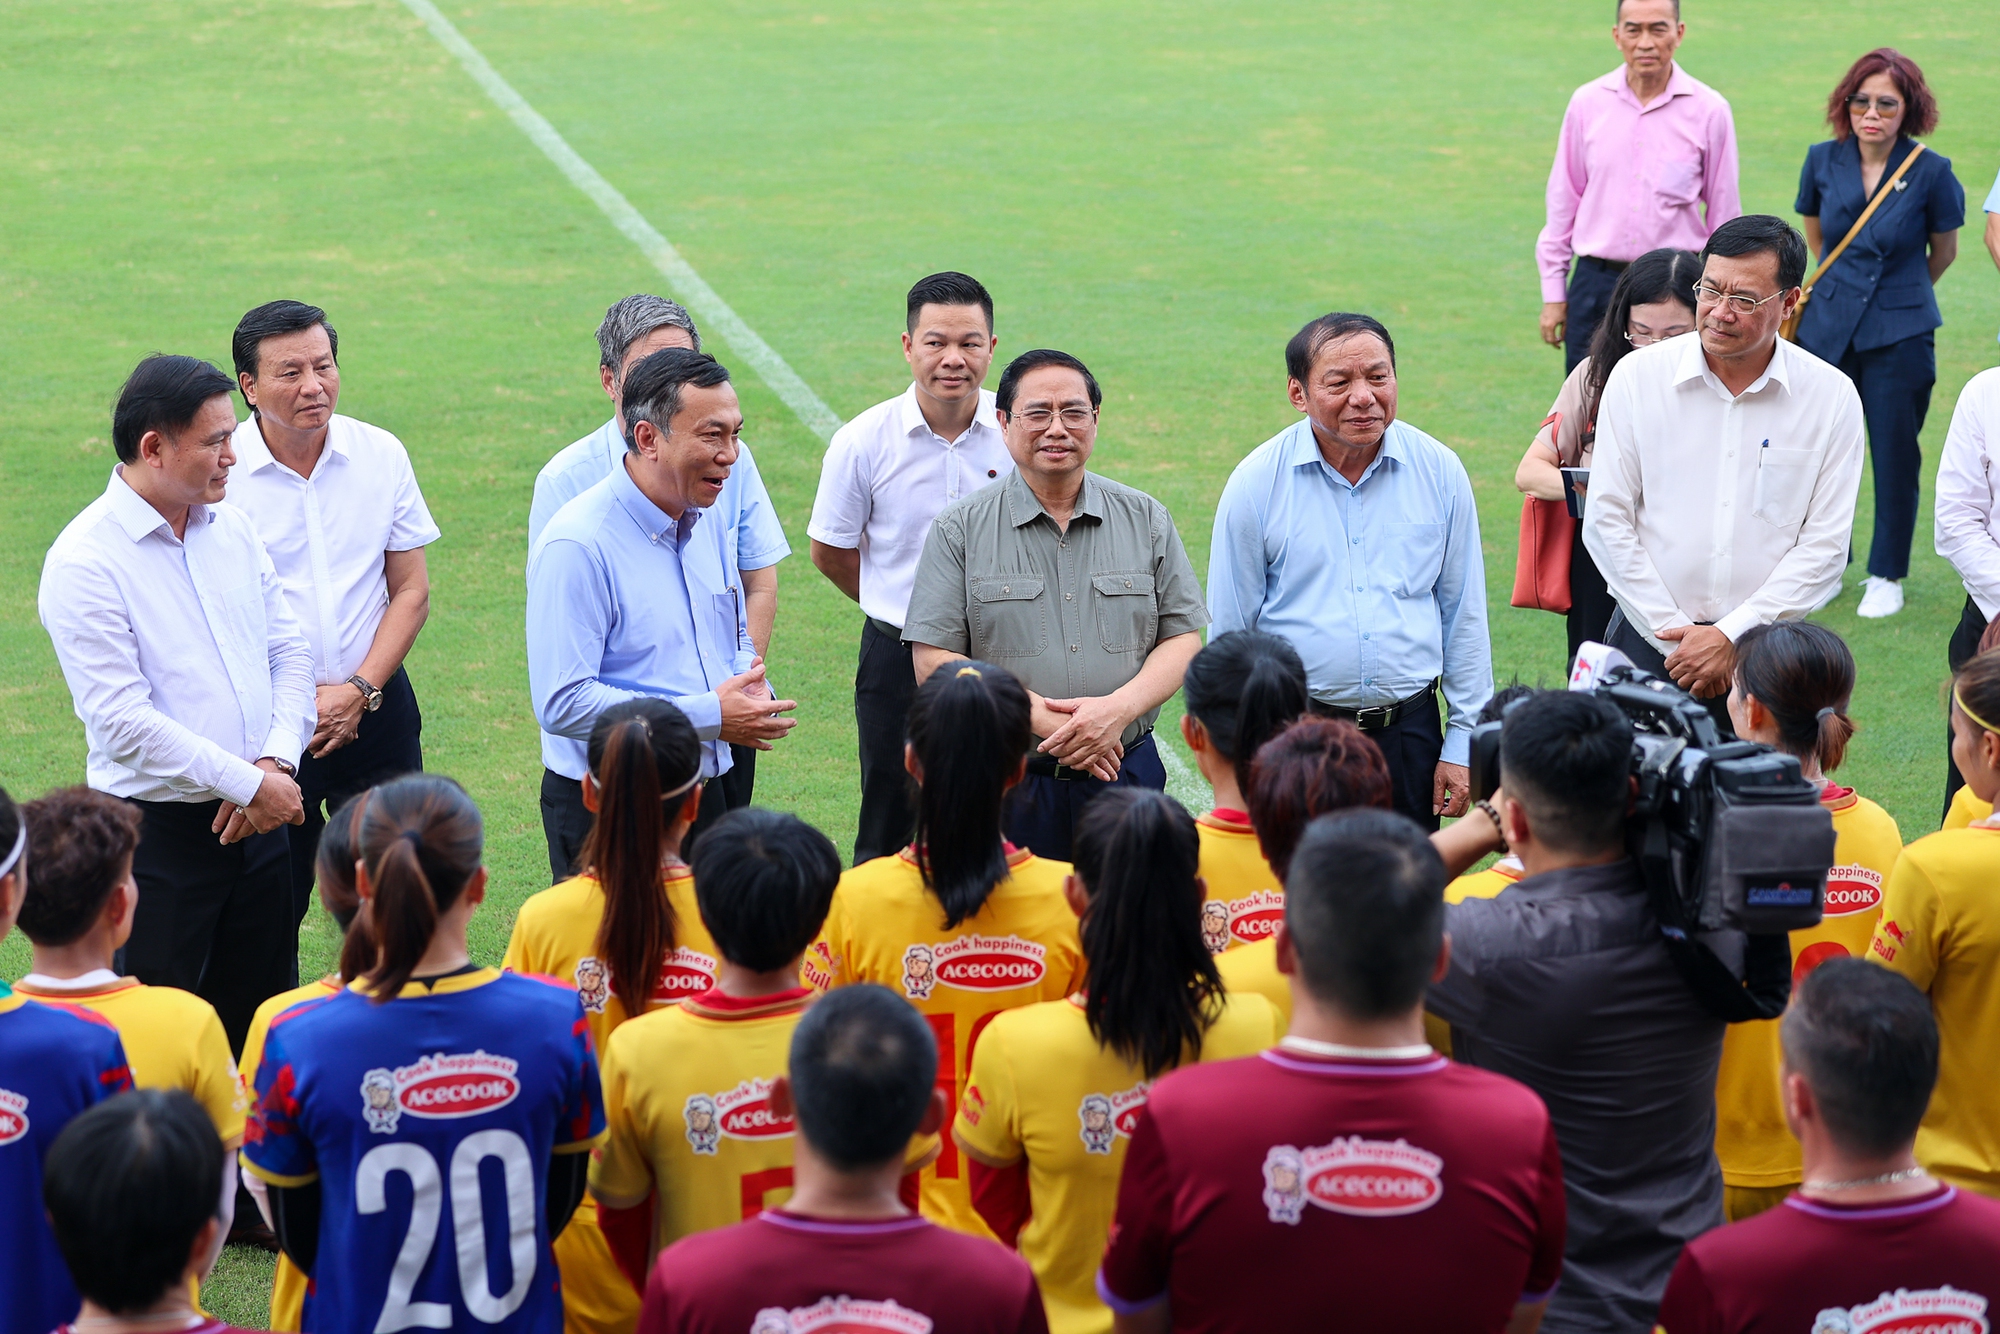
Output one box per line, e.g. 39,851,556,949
807,272,1012,862
226,301,439,927
1584,214,1866,729
529,296,790,873
39,355,314,1051
1932,365,2000,812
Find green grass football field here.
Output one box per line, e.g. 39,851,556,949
3,0,1998,1322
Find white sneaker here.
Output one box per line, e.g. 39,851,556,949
1857,577,1905,619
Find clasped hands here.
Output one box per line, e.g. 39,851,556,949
213,759,305,846
1657,624,1735,699
1033,692,1131,782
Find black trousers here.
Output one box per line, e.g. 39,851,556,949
122,799,294,1056
288,667,423,926
1564,257,1623,374
1838,331,1936,581
1566,522,1619,667
1003,735,1167,864
853,619,919,864
1606,609,1736,738
1944,594,1988,821
1308,692,1445,832
539,751,746,885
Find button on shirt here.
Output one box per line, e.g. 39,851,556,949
38,468,315,807
226,414,440,685
1207,419,1492,765
526,460,754,782
808,385,1012,627
901,470,1209,749
1537,63,1741,301
1935,367,2000,619
1582,333,1866,651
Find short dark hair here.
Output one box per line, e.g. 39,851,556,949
231,300,338,383
620,348,732,451
1500,690,1633,855
1285,312,1396,385
110,355,235,464
1827,48,1939,140
1781,959,1938,1157
906,271,993,334
692,809,841,971
995,349,1101,415
1244,717,1393,883
19,787,140,947
44,1089,225,1314
788,984,937,1170
1285,808,1446,1018
1615,0,1680,21
1701,215,1810,293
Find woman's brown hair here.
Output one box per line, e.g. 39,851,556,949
1733,621,1858,774
358,776,483,1002
1244,717,1393,883
582,698,702,1018
1826,48,1938,139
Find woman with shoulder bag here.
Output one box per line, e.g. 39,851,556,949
1795,48,1964,620
1513,247,1701,662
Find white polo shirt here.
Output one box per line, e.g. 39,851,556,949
806,384,1012,627
1935,367,2000,619
38,468,315,806
227,414,440,685
1582,332,1865,650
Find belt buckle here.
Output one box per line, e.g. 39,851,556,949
1353,704,1394,731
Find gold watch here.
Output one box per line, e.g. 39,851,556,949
348,674,385,712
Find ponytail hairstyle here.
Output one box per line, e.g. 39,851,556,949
1733,621,1859,773
582,699,703,1019
1245,717,1393,883
317,790,375,983
1073,788,1222,1079
907,662,1033,928
1183,631,1310,799
358,776,484,1002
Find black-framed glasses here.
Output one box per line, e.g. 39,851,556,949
1693,282,1785,314
1847,94,1902,115
1011,406,1097,430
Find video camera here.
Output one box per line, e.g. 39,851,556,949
1468,644,1837,1021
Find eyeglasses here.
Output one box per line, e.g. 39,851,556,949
1693,282,1786,314
1011,407,1097,430
1847,94,1902,115
1625,329,1686,347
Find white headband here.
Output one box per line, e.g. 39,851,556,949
0,822,24,882
663,772,700,801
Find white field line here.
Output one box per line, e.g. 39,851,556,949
398,0,844,442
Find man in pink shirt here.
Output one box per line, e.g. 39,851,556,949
1537,0,1739,370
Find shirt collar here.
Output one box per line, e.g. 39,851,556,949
609,453,702,545
1604,60,1692,110
232,414,348,477
104,466,211,543
897,383,999,445
1673,332,1793,400
1003,467,1101,528
1285,418,1405,485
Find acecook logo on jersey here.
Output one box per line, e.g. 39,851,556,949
1823,866,1884,917
684,1077,793,1155
1814,1285,1990,1333
1227,890,1284,944
360,1051,520,1135
1078,1083,1150,1155
750,1295,933,1334
572,949,719,1015
0,1088,28,1146
900,935,1047,999
1261,1136,1445,1224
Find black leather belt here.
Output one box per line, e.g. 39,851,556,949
1309,680,1438,733
865,617,904,641
1578,255,1629,274
1025,731,1154,781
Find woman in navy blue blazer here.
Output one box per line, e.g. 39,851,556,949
1796,48,1964,620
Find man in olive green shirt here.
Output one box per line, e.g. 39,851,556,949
903,349,1208,860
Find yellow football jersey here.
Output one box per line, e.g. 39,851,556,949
15,977,245,1144
1870,824,2000,1195
238,976,343,1333
1446,856,1524,904
591,988,810,1260
1214,936,1289,1029
1195,811,1281,955
1943,785,1991,831
955,993,1280,1334
1714,788,1902,1188
809,847,1083,1238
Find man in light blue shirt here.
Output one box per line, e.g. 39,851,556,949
527,349,798,880
1208,312,1491,829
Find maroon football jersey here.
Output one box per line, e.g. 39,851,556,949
639,1209,1048,1334
1659,1184,2000,1333
1098,1049,1565,1332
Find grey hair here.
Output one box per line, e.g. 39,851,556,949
596,294,700,372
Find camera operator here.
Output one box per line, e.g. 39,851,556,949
1427,690,1730,1334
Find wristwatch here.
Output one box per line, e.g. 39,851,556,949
264,757,297,777
348,674,384,713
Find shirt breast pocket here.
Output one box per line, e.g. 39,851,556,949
1753,449,1819,529
1380,522,1446,599
710,590,744,655
1656,156,1702,206
1090,570,1158,653
970,576,1049,659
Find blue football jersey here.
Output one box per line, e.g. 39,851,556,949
0,991,134,1334
242,969,604,1334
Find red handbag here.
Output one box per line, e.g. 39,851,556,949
1511,411,1574,613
